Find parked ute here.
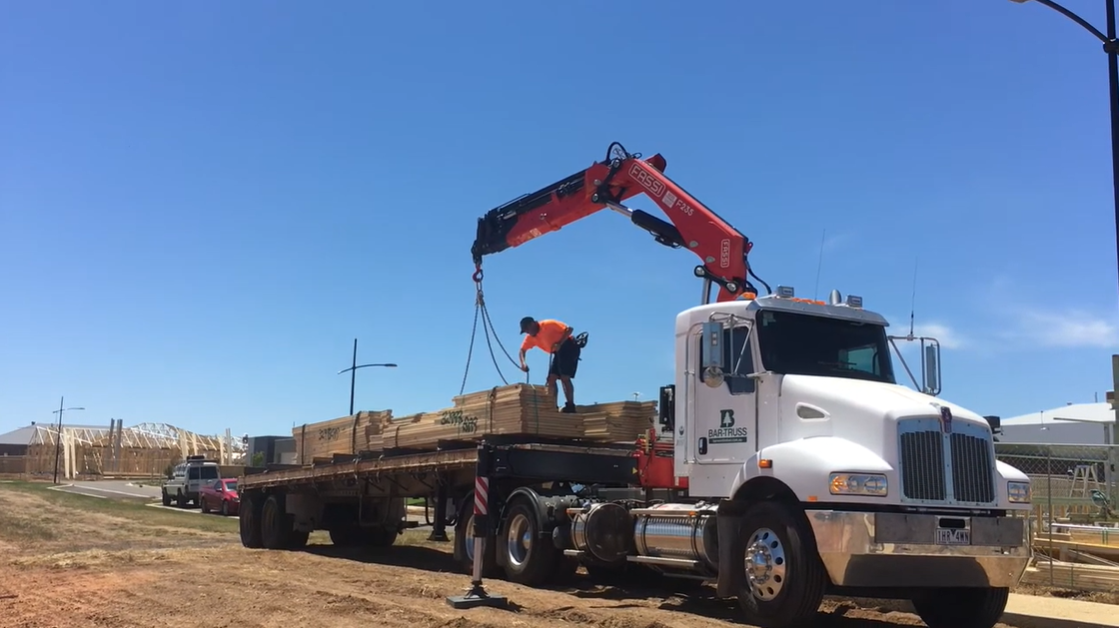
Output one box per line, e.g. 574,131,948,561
200,478,240,516
161,455,221,508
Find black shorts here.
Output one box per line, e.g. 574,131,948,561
549,338,581,378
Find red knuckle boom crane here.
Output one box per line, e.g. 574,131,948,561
470,142,769,303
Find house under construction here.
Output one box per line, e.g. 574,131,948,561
22,420,244,479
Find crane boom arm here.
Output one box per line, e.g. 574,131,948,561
471,142,759,302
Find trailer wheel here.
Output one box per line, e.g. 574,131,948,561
499,501,558,586
736,501,826,627
364,526,397,548
910,587,1010,628
329,526,362,547
261,494,294,550
239,493,264,549
453,509,498,578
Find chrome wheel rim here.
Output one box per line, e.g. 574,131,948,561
745,527,787,601
464,514,476,562
506,513,533,567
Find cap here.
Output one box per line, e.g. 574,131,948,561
519,316,536,333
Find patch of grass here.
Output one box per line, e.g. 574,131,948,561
0,481,239,535
0,509,59,542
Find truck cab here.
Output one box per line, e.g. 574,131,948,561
663,285,1031,627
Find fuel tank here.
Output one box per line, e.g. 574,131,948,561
632,503,718,570
570,502,633,564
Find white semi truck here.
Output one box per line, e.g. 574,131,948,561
237,145,1032,628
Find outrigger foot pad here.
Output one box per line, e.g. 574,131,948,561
445,584,508,610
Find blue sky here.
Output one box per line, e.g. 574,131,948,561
2,1,1118,438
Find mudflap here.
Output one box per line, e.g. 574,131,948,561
716,504,745,598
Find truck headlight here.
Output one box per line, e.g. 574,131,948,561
1007,481,1031,503
829,473,888,496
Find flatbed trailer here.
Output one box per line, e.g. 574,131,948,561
237,434,664,584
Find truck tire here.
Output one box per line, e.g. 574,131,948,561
176,491,187,508
261,494,295,550
329,526,362,547
910,587,1010,628
364,526,397,548
736,501,827,628
161,490,171,507
498,500,558,586
239,493,264,548
453,509,499,578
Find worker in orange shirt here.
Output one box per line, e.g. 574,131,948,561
519,316,581,413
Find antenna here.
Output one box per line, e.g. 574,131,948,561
908,257,918,339
887,256,942,397
813,228,826,300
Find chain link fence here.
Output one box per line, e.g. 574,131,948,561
994,442,1119,591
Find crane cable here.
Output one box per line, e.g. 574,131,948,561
459,265,522,396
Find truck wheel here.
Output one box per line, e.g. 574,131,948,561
453,510,499,578
364,526,397,548
736,501,827,627
239,493,264,548
161,491,171,507
261,494,293,550
329,526,362,547
499,501,558,586
176,491,187,508
910,587,1010,628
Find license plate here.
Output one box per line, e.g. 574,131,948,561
936,528,971,545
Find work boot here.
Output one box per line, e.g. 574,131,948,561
561,402,577,414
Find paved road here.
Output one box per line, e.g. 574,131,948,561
143,502,435,528
52,483,439,531
50,481,161,500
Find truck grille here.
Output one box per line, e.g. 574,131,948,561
897,418,996,506
950,432,996,503
899,430,947,501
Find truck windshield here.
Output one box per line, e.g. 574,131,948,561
755,310,895,384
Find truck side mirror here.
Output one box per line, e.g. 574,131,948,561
923,343,941,396
983,415,1002,434
659,385,676,433
700,321,726,388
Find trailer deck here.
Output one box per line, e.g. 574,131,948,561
239,435,642,490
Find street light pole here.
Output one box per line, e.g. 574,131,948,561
349,338,358,418
1010,0,1119,304
337,338,397,416
51,396,85,484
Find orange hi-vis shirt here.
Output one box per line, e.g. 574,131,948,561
521,319,569,354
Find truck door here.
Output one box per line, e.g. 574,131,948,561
692,322,756,464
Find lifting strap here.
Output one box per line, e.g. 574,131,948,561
458,265,522,396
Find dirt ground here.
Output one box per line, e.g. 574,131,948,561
0,481,1110,628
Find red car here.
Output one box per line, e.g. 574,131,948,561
199,478,240,516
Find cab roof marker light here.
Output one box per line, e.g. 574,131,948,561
846,295,863,308
775,285,795,298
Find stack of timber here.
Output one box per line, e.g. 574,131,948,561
382,384,584,449
577,401,657,442
293,410,392,464
1022,558,1119,592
